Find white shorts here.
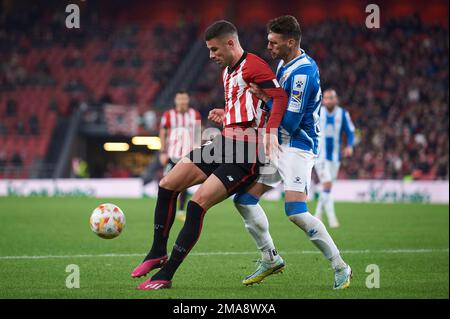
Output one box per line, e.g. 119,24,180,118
257,145,316,193
314,160,340,183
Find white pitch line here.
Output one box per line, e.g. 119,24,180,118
0,248,448,260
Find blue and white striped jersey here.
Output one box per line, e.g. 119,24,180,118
317,106,355,162
267,50,322,154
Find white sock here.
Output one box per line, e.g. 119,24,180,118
261,247,280,263
235,202,280,264
315,193,325,218
289,212,346,270
330,254,347,271
324,192,338,224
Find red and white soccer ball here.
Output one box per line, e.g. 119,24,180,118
89,203,126,239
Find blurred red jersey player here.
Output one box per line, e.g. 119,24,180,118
159,90,201,221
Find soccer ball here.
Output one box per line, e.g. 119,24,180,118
89,203,126,239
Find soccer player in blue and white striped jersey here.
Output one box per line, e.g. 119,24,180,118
314,89,355,228
231,16,352,289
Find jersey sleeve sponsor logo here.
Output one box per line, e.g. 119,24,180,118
292,89,302,101
288,100,301,112
292,78,304,101
288,74,307,113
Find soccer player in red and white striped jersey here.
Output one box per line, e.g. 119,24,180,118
219,52,283,131
160,91,201,163
132,20,288,290
208,48,287,148
159,90,201,221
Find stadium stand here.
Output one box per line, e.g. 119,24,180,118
189,15,449,180
0,0,448,180
0,3,197,178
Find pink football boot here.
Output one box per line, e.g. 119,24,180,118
131,255,168,278
137,279,172,290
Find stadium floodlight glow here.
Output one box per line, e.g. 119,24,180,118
103,142,129,152
131,136,161,146
146,137,162,150
131,136,161,150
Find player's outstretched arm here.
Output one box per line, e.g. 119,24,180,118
263,85,288,133
244,56,288,133
262,86,287,159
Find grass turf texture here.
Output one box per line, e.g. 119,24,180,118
0,197,448,299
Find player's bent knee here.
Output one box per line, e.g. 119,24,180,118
191,191,210,209
285,201,308,216
285,201,309,227
159,176,175,190
159,175,187,192
159,177,170,189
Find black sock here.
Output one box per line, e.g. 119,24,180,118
152,200,206,281
145,186,179,260
178,191,187,211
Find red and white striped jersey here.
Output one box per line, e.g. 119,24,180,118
160,108,201,160
222,52,281,129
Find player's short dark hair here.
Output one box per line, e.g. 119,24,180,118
204,20,238,41
267,15,302,42
175,89,189,95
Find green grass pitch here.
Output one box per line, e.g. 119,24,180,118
0,197,448,299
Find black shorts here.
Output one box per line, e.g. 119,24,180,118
187,134,264,195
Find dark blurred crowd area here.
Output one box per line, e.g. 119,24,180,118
0,3,198,176
0,2,448,180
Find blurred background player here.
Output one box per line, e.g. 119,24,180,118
158,90,201,221
314,89,355,228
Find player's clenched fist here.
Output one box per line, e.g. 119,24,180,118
208,108,225,124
